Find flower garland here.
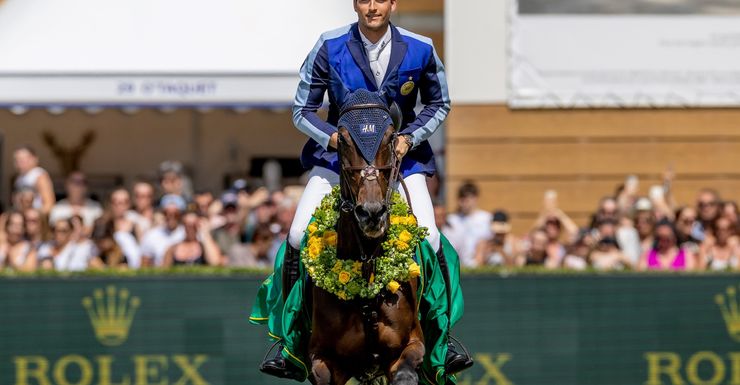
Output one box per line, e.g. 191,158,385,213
300,186,428,301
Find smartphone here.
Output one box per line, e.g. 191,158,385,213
544,190,558,210
625,175,639,191
649,185,664,201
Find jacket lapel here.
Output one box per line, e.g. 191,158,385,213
347,24,378,91
381,24,408,88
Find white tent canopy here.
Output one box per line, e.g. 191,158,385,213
0,0,355,107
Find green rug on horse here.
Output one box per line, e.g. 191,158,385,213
250,234,464,385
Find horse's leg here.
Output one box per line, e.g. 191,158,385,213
311,357,331,385
387,327,425,385
311,357,352,385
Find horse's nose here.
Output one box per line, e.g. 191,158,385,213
355,202,387,224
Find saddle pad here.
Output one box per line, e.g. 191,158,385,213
337,89,394,163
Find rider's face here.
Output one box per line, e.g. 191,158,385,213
354,0,395,32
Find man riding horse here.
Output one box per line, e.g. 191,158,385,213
251,0,472,382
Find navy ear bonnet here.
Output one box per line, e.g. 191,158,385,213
338,89,395,163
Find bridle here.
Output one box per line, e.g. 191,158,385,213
337,101,413,262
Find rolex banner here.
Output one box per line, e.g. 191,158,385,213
1,274,739,385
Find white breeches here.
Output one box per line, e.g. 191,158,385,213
288,167,440,251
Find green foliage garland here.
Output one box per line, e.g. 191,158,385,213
300,186,428,300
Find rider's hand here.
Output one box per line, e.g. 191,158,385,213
395,135,412,159
329,132,339,149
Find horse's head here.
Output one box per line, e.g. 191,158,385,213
337,90,398,239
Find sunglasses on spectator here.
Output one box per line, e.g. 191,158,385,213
54,227,71,234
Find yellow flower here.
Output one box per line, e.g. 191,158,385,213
338,271,351,284
323,230,338,246
407,215,417,226
308,241,323,259
337,291,348,300
395,240,410,251
308,236,323,247
398,230,413,243
352,261,363,274
409,262,421,278
387,280,401,294
332,261,343,273
390,215,403,225
307,222,318,235
369,273,375,284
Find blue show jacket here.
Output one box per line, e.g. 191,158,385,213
292,23,451,177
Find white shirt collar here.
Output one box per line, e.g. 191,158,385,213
359,26,392,50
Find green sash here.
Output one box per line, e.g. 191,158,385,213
250,233,464,385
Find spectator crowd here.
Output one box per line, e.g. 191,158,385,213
443,173,740,271
2,144,738,272
0,145,294,272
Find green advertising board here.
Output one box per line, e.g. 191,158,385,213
0,273,738,385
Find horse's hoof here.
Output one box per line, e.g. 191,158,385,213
392,368,418,385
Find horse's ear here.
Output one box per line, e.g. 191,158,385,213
389,101,402,131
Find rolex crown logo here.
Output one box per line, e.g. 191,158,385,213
82,285,140,346
716,285,740,342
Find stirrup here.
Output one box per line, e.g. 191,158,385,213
259,341,304,381
446,335,474,375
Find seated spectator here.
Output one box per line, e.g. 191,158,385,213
722,201,739,227
446,182,492,268
194,190,215,218
162,212,223,267
589,196,640,264
245,196,277,243
275,196,297,240
13,145,55,215
158,160,192,203
140,194,186,267
530,194,579,267
38,216,95,272
229,224,275,268
49,171,103,233
695,188,722,241
212,191,248,258
590,197,620,227
90,229,128,269
433,201,448,232
674,206,701,266
517,229,560,268
13,187,37,213
634,198,656,257
0,211,37,272
24,208,50,252
90,188,142,269
699,216,739,271
562,230,591,271
589,235,634,271
474,210,519,267
638,219,694,271
131,181,156,239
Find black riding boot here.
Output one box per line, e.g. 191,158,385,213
259,245,304,381
436,246,475,375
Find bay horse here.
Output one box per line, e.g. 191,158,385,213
307,90,424,385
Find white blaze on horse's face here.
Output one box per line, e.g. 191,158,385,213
339,127,394,239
